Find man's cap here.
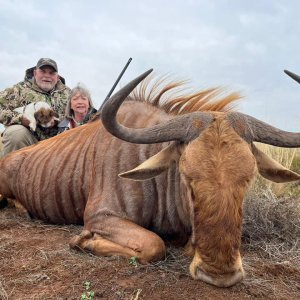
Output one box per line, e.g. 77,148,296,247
36,58,58,72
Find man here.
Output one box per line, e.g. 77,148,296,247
0,58,71,156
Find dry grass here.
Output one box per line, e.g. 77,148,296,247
0,279,8,300
243,188,300,261
242,143,300,297
244,143,300,245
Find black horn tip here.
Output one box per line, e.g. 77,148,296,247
144,68,154,77
128,68,154,86
284,69,292,76
284,69,300,84
101,68,154,116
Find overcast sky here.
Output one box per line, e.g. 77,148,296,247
1,0,300,131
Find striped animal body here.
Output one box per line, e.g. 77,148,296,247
1,70,299,288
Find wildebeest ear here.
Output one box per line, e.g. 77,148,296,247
119,143,182,181
251,143,300,183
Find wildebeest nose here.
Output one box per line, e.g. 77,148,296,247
194,266,245,287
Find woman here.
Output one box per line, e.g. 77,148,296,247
58,84,97,133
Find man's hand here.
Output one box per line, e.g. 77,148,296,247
20,116,31,128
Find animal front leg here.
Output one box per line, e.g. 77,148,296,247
69,218,166,264
69,230,142,259
29,119,37,131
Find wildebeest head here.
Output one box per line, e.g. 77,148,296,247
101,69,300,287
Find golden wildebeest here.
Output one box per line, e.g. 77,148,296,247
1,69,299,288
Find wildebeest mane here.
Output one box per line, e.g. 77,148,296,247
126,74,242,115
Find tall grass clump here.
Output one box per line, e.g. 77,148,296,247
243,143,300,266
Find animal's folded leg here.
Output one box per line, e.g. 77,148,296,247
69,218,166,264
70,232,140,259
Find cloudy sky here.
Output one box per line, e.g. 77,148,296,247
1,0,300,131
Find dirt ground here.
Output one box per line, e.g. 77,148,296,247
0,206,299,300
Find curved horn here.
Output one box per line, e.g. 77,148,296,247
284,69,300,84
101,70,214,144
228,112,300,147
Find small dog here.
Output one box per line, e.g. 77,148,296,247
14,102,60,131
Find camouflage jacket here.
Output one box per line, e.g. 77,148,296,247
0,67,71,140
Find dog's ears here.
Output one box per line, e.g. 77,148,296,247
34,111,41,119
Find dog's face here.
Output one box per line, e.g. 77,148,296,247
34,108,60,128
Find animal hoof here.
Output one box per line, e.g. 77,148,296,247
69,230,92,250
